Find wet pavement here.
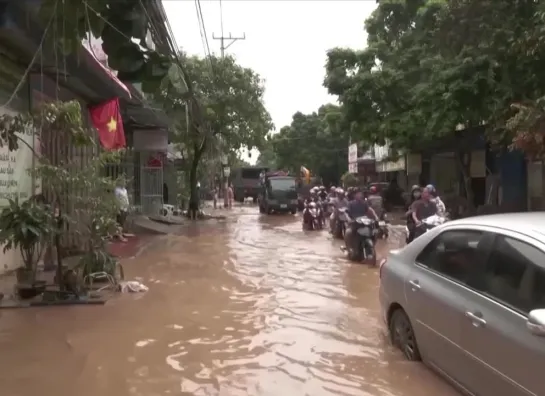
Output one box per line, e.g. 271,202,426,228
0,206,459,396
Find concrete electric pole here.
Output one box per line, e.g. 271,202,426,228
213,32,245,207
213,0,246,208
212,32,246,58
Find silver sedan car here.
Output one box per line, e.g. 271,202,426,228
379,213,545,396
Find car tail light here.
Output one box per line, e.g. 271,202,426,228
379,258,387,279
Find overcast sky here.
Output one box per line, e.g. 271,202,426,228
163,0,377,161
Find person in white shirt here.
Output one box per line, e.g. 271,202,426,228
114,181,130,241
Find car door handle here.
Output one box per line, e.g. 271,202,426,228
408,280,421,290
465,311,487,327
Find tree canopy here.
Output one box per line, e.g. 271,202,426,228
324,0,545,157
156,53,272,201
265,104,349,185
255,143,277,169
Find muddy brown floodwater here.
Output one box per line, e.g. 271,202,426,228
0,207,460,396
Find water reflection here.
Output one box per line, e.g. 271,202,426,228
0,207,458,396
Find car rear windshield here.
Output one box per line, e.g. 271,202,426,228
241,169,261,179
270,178,296,191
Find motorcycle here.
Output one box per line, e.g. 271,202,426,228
342,216,377,264
315,198,327,228
405,214,447,243
303,202,323,230
331,207,348,239
376,211,389,239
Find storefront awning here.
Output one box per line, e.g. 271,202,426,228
3,2,132,103
82,46,131,99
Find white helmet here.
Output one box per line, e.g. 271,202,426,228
336,187,344,194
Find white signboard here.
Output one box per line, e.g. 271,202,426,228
348,162,358,174
0,108,35,206
348,143,358,164
374,143,389,162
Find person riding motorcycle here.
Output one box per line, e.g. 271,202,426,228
426,184,446,216
303,187,319,227
318,187,329,225
318,186,328,201
330,187,348,234
308,187,326,227
411,186,439,239
345,188,379,247
366,185,383,209
346,187,356,201
325,186,337,215
405,185,422,243
336,188,349,208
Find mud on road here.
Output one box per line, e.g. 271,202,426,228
0,206,459,396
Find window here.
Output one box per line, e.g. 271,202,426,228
241,169,262,179
269,178,296,191
416,230,487,287
482,236,545,314
531,267,545,311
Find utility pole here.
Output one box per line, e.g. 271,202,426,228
213,32,245,207
212,32,246,58
213,0,246,208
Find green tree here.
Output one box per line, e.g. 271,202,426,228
324,0,545,156
156,54,273,208
256,138,277,169
271,104,349,185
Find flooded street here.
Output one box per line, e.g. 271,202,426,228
0,207,459,396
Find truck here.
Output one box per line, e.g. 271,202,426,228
258,172,298,214
231,166,269,203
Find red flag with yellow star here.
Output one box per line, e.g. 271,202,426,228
88,98,126,150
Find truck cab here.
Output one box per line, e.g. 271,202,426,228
259,173,298,214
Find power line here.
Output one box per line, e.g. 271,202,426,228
195,0,212,59
219,0,224,39
1,0,58,109
194,0,214,76
212,0,245,58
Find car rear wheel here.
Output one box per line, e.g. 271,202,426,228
389,308,421,361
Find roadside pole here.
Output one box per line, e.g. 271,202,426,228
212,32,245,207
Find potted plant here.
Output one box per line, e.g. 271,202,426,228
0,198,53,298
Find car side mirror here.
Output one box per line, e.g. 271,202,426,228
527,309,545,337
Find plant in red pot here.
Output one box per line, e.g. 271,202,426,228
0,198,54,299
